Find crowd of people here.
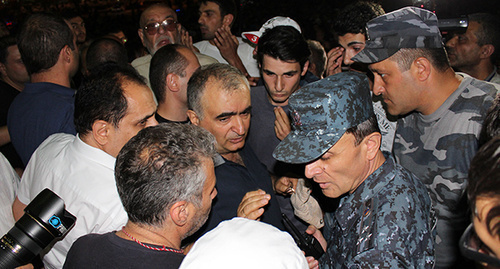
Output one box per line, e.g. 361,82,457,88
0,0,500,268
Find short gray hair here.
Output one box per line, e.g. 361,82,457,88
187,63,249,119
115,123,217,227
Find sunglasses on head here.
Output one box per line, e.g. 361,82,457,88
143,19,178,35
460,223,500,267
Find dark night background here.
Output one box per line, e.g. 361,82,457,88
0,0,497,56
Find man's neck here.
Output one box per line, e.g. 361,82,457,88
221,151,244,166
417,68,463,115
157,102,189,122
117,221,181,250
456,61,495,81
30,70,71,88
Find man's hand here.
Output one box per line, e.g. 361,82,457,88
247,76,259,87
303,225,327,268
237,189,270,220
179,25,198,53
325,46,344,77
274,107,291,140
214,25,240,64
306,225,327,251
306,255,319,269
274,176,298,195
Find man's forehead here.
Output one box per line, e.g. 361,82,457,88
141,6,177,25
69,16,83,23
262,56,301,72
199,1,221,13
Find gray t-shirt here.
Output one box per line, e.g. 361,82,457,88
393,74,498,267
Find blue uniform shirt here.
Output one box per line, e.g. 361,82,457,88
320,155,435,268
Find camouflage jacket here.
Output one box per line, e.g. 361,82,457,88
319,155,435,268
393,74,497,266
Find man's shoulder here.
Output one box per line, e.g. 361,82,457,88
34,133,76,155
194,40,211,51
131,54,152,68
459,73,498,99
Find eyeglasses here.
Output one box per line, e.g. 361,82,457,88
459,223,500,267
143,19,178,35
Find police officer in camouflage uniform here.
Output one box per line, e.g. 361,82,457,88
273,71,435,268
352,7,499,268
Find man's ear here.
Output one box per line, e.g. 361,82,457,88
0,62,7,78
169,201,190,227
187,110,200,126
363,132,381,160
222,14,234,27
92,120,112,146
301,60,310,76
138,29,146,46
412,57,431,82
61,45,73,63
166,73,180,92
480,44,495,59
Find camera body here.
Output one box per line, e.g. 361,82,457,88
0,189,76,268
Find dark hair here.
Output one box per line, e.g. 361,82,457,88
0,36,17,64
200,0,236,19
85,37,128,75
390,48,450,73
60,9,82,21
468,136,500,237
307,40,327,78
150,44,188,104
257,26,310,70
468,13,500,63
74,63,146,136
479,94,500,147
345,114,381,146
333,1,385,37
17,13,76,75
187,63,248,119
115,123,217,227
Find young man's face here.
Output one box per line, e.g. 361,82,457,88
69,16,86,44
338,33,366,67
261,55,307,106
198,1,224,40
0,45,29,85
445,21,483,70
304,133,368,198
472,197,500,259
369,58,419,116
139,6,179,55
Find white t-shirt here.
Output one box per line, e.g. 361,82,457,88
0,153,19,235
194,38,260,77
17,133,128,269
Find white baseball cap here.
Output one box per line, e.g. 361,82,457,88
241,16,302,45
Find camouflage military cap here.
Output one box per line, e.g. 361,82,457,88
273,72,373,164
352,6,443,64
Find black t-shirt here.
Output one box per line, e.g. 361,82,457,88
0,80,23,169
63,232,185,269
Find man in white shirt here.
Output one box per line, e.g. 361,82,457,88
195,0,259,79
11,64,158,268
